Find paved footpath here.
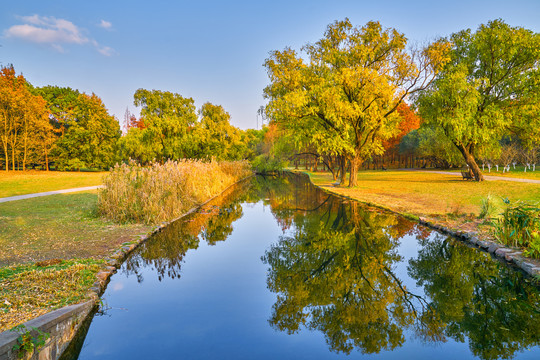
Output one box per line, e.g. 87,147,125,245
0,185,104,203
413,170,540,184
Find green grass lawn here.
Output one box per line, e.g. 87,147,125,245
0,170,106,198
0,190,151,331
0,191,150,266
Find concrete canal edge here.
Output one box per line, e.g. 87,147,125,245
0,174,254,360
299,171,540,279
0,301,94,360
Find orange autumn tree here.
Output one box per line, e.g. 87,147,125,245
382,103,421,152
0,65,53,171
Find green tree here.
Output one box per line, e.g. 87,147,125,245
264,19,450,186
416,19,540,181
399,126,462,169
117,126,160,164
131,88,197,162
54,93,120,170
194,102,243,160
32,86,80,135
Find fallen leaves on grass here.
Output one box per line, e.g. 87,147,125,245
0,259,103,332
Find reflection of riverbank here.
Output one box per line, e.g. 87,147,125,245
301,170,540,278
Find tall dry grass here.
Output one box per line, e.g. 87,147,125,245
98,159,252,224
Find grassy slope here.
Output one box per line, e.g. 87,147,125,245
0,259,104,331
0,165,250,332
0,171,106,197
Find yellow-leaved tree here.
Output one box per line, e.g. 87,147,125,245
264,19,450,186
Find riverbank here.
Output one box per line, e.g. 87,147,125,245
1,165,254,360
1,160,252,330
0,191,152,332
300,169,540,277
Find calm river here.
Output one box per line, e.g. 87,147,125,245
64,174,539,359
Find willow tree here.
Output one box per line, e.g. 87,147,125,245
264,19,449,186
132,89,198,161
194,102,243,160
416,20,540,181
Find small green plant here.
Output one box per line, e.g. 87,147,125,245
11,324,49,359
478,193,495,219
492,198,540,253
523,233,540,259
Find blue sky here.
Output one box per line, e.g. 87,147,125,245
1,0,539,129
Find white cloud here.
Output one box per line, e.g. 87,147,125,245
6,15,88,44
4,14,115,56
97,45,115,57
98,20,112,30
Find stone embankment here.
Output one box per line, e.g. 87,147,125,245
418,218,540,277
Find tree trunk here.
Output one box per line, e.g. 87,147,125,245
2,142,7,172
339,156,346,185
348,155,360,187
456,143,484,181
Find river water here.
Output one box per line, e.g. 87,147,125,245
65,174,539,359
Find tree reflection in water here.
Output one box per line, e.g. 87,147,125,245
408,236,540,360
262,177,443,355
261,173,539,358
123,179,252,282
122,175,293,282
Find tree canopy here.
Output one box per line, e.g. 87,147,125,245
416,19,540,180
264,19,450,186
52,93,121,170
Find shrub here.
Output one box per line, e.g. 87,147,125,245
492,199,540,257
523,234,540,259
478,194,496,219
98,159,252,224
252,154,287,174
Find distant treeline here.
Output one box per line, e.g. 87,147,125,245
0,66,265,171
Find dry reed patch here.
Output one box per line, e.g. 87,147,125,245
0,259,103,332
98,160,252,224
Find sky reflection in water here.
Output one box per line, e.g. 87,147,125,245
70,174,540,360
